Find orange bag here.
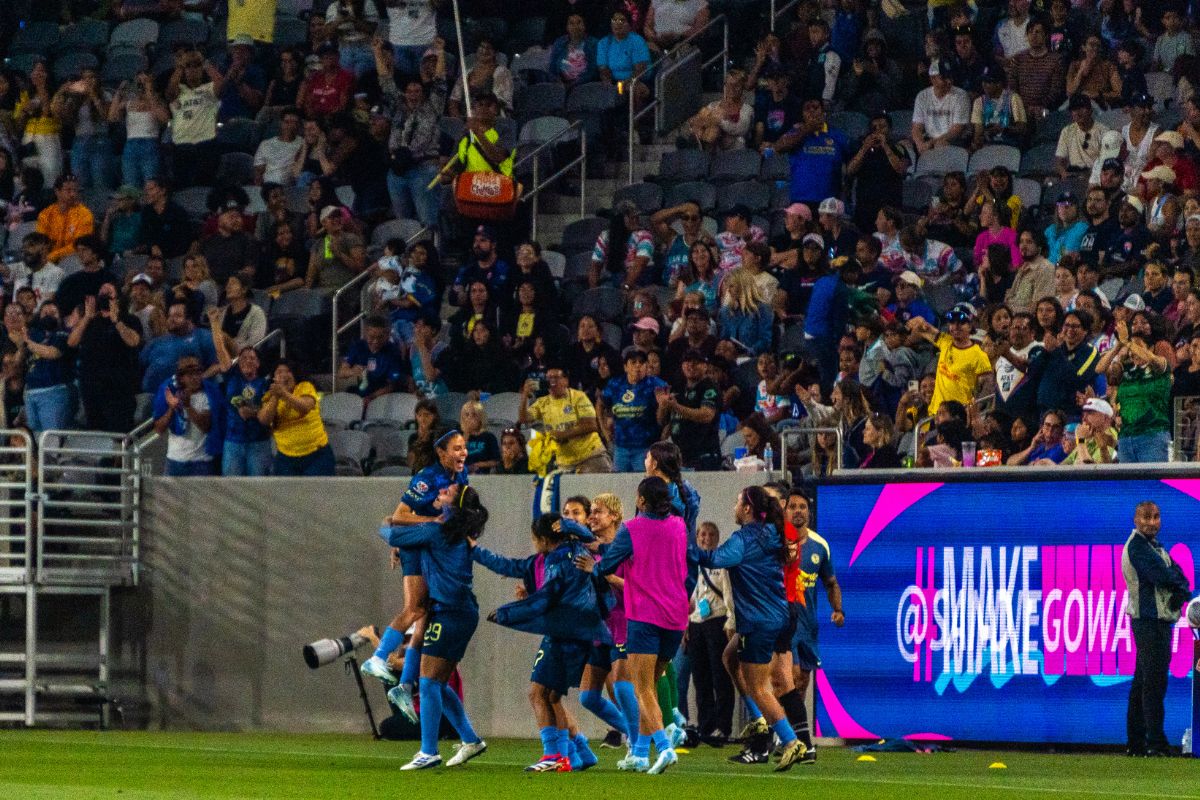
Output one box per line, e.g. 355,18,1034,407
453,170,520,220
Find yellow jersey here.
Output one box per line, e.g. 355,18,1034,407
526,389,605,468
272,381,329,457
929,333,992,414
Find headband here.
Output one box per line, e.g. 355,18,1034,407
458,486,468,508
434,429,462,450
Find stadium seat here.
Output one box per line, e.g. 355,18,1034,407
611,182,663,214
362,393,419,430
215,118,260,153
510,46,551,83
330,429,372,475
559,217,608,255
1146,71,1174,106
828,111,870,142
1019,143,1059,178
562,251,593,281
1095,108,1128,131
335,185,356,208
778,322,807,354
483,392,522,425
721,429,746,459
572,286,626,322
506,16,547,51
542,250,566,278
715,180,770,214
439,116,466,147
760,154,791,182
1013,177,1042,210
887,109,914,141
174,187,210,219
770,184,791,209
1034,109,1070,145
901,178,933,213
656,150,709,184
52,52,100,82
275,15,309,48
5,222,36,258
320,392,365,431
518,115,575,146
600,321,622,351
371,464,411,477
710,149,762,183
967,144,1021,176
269,288,330,322
216,153,256,186
371,218,426,247
9,22,60,55
662,180,716,213
515,83,567,123
58,254,83,278
435,392,469,421
914,146,968,177
109,19,159,50
101,52,148,87
369,428,411,468
159,18,210,51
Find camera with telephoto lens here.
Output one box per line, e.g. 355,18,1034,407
303,626,378,669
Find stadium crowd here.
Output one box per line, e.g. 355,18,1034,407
1,0,1200,476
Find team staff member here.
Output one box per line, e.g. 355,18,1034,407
658,349,722,470
691,485,806,772
380,484,489,771
1122,501,1191,757
363,430,470,722
519,363,613,473
600,348,668,472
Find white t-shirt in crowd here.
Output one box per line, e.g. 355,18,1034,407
254,136,303,186
387,0,437,47
166,391,211,464
171,82,219,145
8,261,65,308
912,85,970,140
994,341,1043,402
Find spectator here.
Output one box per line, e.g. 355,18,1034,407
1140,262,1172,315
565,314,619,397
507,241,558,313
911,58,970,155
100,185,143,257
897,225,964,286
740,240,779,311
628,315,661,354
453,225,512,307
804,257,860,391
908,306,993,415
9,299,68,436
644,0,708,54
1032,308,1097,419
950,24,991,96
299,42,354,119
845,112,909,234
1005,229,1056,314
675,241,722,312
448,38,513,117
875,205,905,273
306,205,366,289
35,174,94,263
254,107,304,186
796,377,872,461
994,0,1032,60
718,268,773,355
128,271,166,339
598,347,667,471
1007,19,1065,117
137,177,194,259
1056,95,1109,179
1063,396,1117,464
54,235,117,319
994,311,1044,425
969,165,1022,229
767,202,812,274
970,65,1027,151
801,18,841,104
549,13,600,88
170,254,219,322
382,75,444,228
439,319,519,394
685,70,754,153
385,0,438,77
1123,94,1160,193
1079,186,1119,268
859,412,901,468
406,397,445,472
494,426,530,475
753,67,802,151
920,171,976,248
686,519,734,742
166,52,224,188
140,299,218,394
860,320,920,414
198,199,259,285
503,280,550,356
254,183,303,245
3,231,63,308
597,8,651,110
212,275,267,353
739,411,782,470
1066,36,1122,110
780,97,850,208
1165,266,1193,327
1097,151,1128,215
1044,193,1088,266
1108,311,1174,462
590,200,655,289
1152,10,1193,73
152,355,224,476
448,280,503,349
1046,0,1085,59
325,0,381,79
54,67,113,190
665,307,716,377
714,205,766,273
1103,196,1151,276
1054,260,1079,310
15,59,64,185
518,363,613,473
67,284,142,432
658,348,720,470
259,222,308,295
1141,165,1180,243
841,28,903,114
218,35,266,121
1142,131,1197,196
258,359,335,476
1007,408,1068,465
457,400,500,474
263,48,304,111
214,336,273,478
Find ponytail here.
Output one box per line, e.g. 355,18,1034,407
637,476,674,518
741,485,786,563
442,486,488,543
648,441,686,496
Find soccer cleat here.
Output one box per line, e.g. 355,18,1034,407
360,655,398,686
774,740,806,772
600,729,625,748
400,751,442,770
798,747,817,766
554,755,574,772
728,747,770,765
445,740,487,767
525,755,564,772
617,753,650,772
738,717,768,741
386,683,418,725
647,748,678,775
668,724,687,749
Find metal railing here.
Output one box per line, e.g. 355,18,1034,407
330,226,432,383
770,0,801,31
0,429,33,585
628,14,730,183
516,120,587,241
780,425,845,481
909,393,995,464
1173,395,1199,462
36,431,137,587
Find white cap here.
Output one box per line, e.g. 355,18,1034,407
1081,397,1114,417
818,197,845,216
1122,293,1146,312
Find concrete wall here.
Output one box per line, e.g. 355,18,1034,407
140,473,759,735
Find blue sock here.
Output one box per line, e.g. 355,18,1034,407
651,729,671,754
771,717,797,745
539,726,558,757
632,733,650,759
574,733,598,767
580,689,627,733
374,626,403,661
563,731,581,769
614,680,640,742
673,707,687,729
744,696,762,720
399,645,421,688
440,684,480,744
418,677,444,756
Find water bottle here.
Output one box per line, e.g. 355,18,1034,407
762,443,774,478
1183,727,1192,755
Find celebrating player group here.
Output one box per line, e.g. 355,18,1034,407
361,431,844,774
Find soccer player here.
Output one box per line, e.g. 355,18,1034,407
593,477,690,775
361,430,469,723
379,484,489,770
691,486,806,772
473,513,611,772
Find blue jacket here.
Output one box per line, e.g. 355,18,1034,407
668,479,701,544
690,521,788,633
475,539,611,643
1121,529,1191,622
718,303,774,355
381,522,477,610
402,463,469,516
151,376,225,459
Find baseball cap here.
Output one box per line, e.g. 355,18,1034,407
802,232,825,248
944,307,972,323
1154,130,1185,150
621,345,648,362
684,306,710,321
474,224,497,241
1141,165,1177,183
1067,94,1092,111
422,48,439,61
631,317,660,334
1122,293,1147,311
784,202,813,221
928,58,953,78
1102,157,1124,172
1081,397,1114,417
980,64,1003,84
228,33,255,48
369,104,389,120
1056,191,1077,205
1129,92,1154,109
1124,195,1145,214
378,256,402,274
220,197,242,212
682,348,709,363
131,272,153,286
896,270,923,288
818,197,845,216
319,204,343,222
1187,214,1200,227
724,204,751,221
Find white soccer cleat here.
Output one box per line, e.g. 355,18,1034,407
400,751,442,770
446,740,487,767
360,655,398,686
647,748,678,775
386,683,418,724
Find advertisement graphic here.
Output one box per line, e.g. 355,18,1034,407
814,477,1199,744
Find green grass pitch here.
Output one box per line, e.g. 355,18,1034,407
0,731,1193,800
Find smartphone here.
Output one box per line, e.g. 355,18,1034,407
908,380,920,393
